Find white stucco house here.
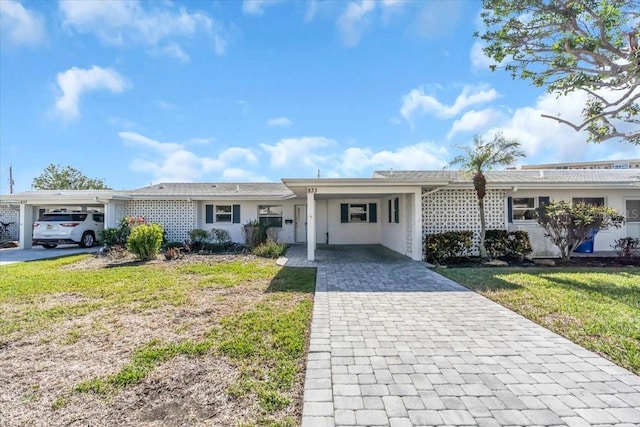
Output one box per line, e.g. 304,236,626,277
1,169,638,260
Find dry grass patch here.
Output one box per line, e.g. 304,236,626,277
0,253,315,426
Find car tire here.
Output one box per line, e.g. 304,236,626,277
79,232,95,248
42,244,57,249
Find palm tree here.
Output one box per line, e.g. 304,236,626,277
450,133,525,259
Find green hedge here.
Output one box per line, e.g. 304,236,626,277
424,231,473,264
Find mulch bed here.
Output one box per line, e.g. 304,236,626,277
438,256,640,268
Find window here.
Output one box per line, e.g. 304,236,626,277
340,203,377,223
205,204,241,224
512,197,537,220
215,205,232,222
508,196,550,222
258,205,283,228
350,204,367,222
92,213,104,223
572,197,605,207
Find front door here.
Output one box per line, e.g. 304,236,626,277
295,205,306,243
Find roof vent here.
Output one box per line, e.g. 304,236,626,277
211,184,217,188
539,170,544,178
158,185,165,189
236,184,240,192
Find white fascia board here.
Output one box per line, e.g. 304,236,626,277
282,178,448,187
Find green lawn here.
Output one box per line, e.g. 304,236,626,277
438,267,640,374
0,255,315,426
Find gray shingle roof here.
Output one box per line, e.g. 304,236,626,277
374,169,640,184
125,182,294,198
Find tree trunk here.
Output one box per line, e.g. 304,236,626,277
474,172,488,259
478,197,488,259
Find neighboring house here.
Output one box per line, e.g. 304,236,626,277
1,169,638,260
512,159,640,170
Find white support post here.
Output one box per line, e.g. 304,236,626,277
19,203,34,249
307,188,317,261
412,189,423,261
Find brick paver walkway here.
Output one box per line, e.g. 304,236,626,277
282,245,640,426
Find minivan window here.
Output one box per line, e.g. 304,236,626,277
92,213,104,222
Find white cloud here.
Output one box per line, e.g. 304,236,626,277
0,0,45,47
488,90,640,164
59,0,226,59
222,168,270,182
337,142,449,175
54,66,129,120
242,0,283,15
214,34,227,56
400,84,499,124
337,0,376,47
160,42,190,63
447,108,502,140
260,137,335,168
120,131,262,183
267,117,292,127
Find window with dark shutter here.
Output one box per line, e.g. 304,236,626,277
341,203,349,223
368,203,377,223
394,197,399,223
232,204,241,223
205,204,214,224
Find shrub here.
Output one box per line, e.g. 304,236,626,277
127,224,164,260
99,216,146,247
485,229,532,260
99,227,127,247
252,241,288,258
242,220,268,248
538,201,624,260
210,228,231,244
189,229,210,244
509,230,533,260
612,237,640,258
424,231,473,264
484,230,510,259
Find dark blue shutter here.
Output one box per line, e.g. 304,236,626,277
205,204,214,224
232,204,241,223
341,203,349,223
388,200,392,223
507,197,513,223
369,203,377,223
394,197,399,223
538,197,550,220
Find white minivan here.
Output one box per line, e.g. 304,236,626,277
33,210,104,249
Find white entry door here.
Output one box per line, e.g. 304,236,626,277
295,205,306,243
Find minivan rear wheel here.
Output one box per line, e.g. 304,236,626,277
79,231,95,248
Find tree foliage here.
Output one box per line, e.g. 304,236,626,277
32,164,111,190
538,200,625,260
478,0,640,144
450,133,526,259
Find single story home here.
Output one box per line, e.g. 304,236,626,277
1,169,638,260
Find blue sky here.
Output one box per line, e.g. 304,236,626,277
1,0,639,192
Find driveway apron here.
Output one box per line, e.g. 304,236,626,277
283,245,640,427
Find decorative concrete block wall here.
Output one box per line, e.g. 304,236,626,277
422,189,505,253
0,205,20,240
405,193,413,256
125,200,196,242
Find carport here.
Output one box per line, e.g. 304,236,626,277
282,177,448,262
0,190,131,249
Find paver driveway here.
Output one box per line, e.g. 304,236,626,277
283,245,640,427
